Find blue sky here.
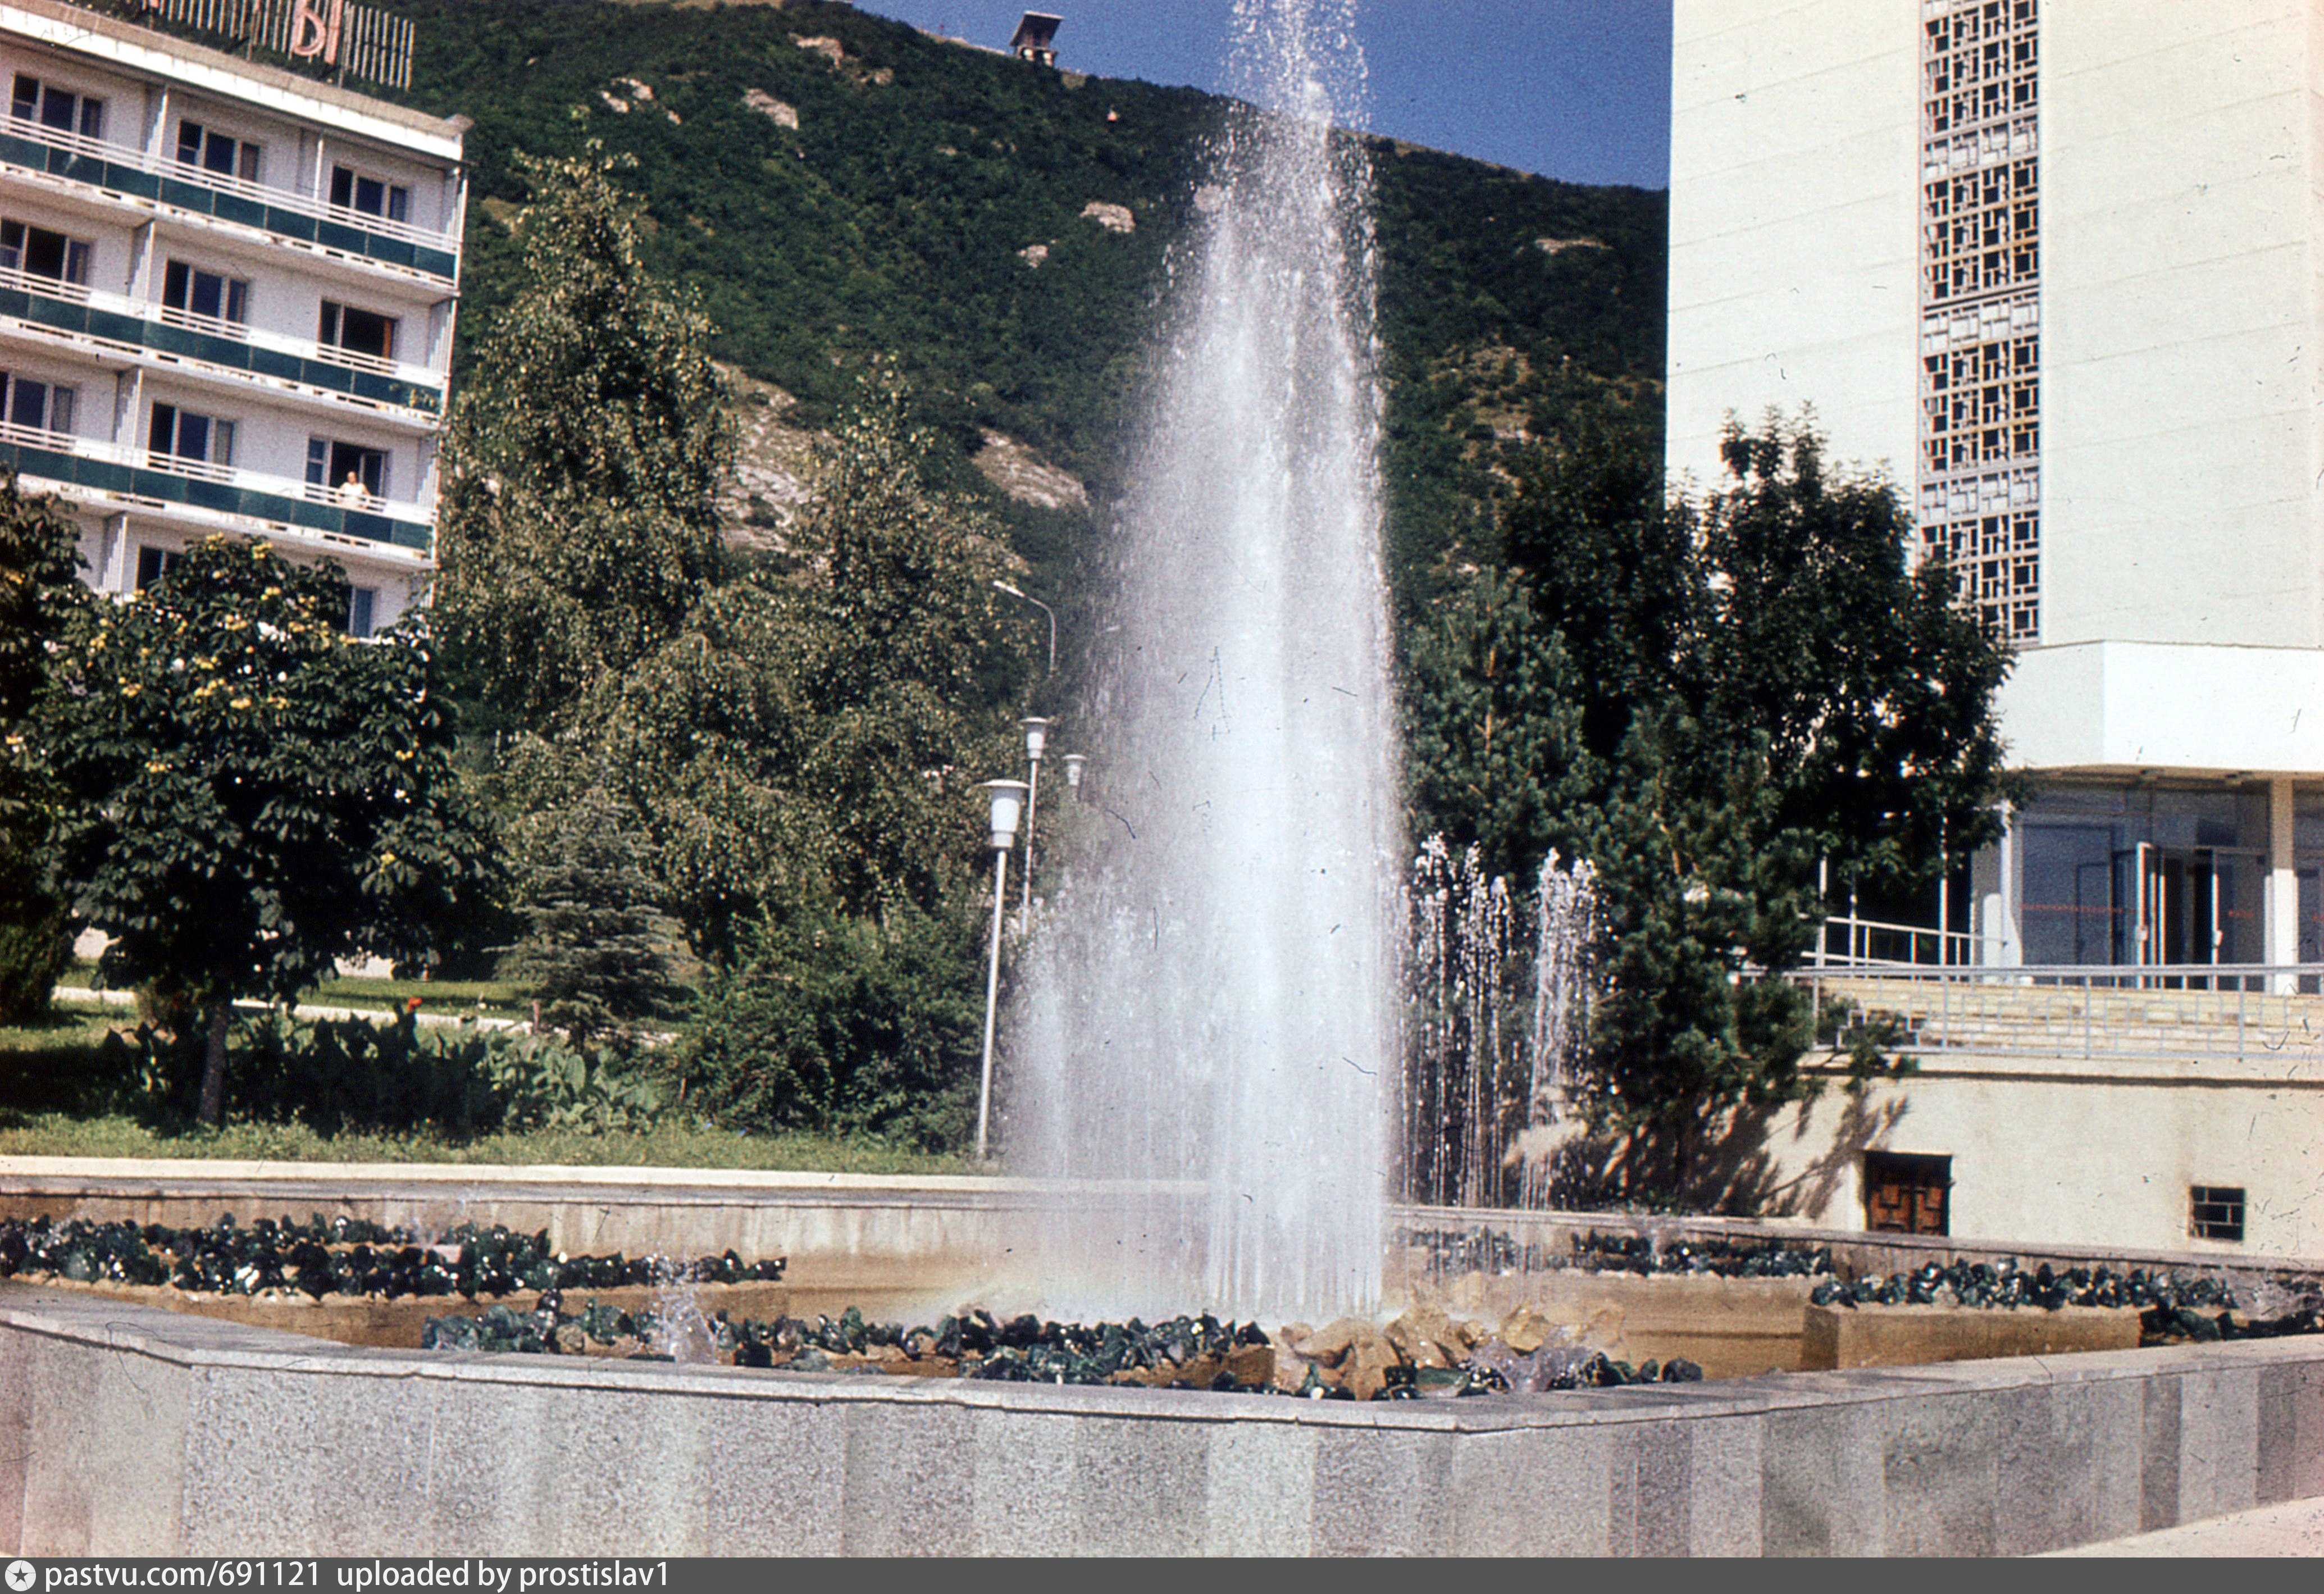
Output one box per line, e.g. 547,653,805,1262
852,1,1673,189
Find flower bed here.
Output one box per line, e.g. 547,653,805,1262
0,1213,785,1299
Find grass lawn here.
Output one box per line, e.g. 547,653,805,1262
0,1007,980,1176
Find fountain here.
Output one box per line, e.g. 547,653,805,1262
1012,0,1401,1323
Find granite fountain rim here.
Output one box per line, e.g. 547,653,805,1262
5,1279,2315,1437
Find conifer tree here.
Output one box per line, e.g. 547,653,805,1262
498,787,685,1048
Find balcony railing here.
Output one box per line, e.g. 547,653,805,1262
0,416,431,550
0,262,442,412
1791,960,2324,1069
0,114,458,283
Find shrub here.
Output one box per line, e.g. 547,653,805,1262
669,895,984,1150
0,892,67,1023
112,1010,663,1137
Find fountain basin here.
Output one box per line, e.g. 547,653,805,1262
4,1282,2319,1556
1803,1302,2144,1370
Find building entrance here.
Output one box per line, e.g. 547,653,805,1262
2121,844,2262,975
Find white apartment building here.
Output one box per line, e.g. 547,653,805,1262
1669,1,2324,1256
0,0,463,633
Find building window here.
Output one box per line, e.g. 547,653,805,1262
11,75,104,141
328,165,409,224
149,402,234,469
161,261,250,327
175,121,262,184
1865,1151,1952,1236
347,586,377,637
307,436,388,500
2189,1185,2245,1243
0,372,75,438
134,546,183,590
1920,0,2040,642
0,220,92,288
317,300,397,362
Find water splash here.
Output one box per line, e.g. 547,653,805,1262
1406,837,1518,1209
646,1255,717,1363
1519,850,1598,1206
1012,0,1398,1322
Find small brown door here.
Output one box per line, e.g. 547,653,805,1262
1865,1151,1951,1236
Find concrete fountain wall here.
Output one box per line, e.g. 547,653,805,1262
8,1158,2318,1379
3,1282,2320,1557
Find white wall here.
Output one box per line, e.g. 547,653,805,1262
2040,1,2324,650
1667,0,1920,494
1755,1055,2324,1260
1999,639,2324,774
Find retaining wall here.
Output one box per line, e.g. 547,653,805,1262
2,1284,2318,1557
8,1159,2314,1286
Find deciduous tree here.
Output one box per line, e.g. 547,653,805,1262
37,537,493,1124
1414,415,2017,1200
434,145,735,725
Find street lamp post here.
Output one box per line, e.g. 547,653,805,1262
993,580,1056,676
974,778,1030,1162
1018,717,1050,922
1061,753,1088,800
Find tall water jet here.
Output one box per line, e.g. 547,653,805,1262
1013,0,1400,1322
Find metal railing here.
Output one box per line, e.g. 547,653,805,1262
1790,960,2324,1068
1813,910,1994,969
0,414,429,527
0,261,442,396
0,113,456,252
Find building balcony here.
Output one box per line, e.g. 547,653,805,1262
0,261,442,418
0,416,432,552
0,113,458,286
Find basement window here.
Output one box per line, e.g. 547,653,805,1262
2189,1186,2245,1244
1865,1151,1952,1236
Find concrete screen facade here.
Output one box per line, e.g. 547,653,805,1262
0,0,464,631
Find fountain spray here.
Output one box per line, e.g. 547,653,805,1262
1015,0,1400,1322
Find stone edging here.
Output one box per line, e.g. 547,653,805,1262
5,1281,2321,1556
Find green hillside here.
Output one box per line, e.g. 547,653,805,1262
381,0,1665,613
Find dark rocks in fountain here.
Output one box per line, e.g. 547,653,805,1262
0,1213,784,1300
420,1298,1707,1401
1400,1225,1834,1280
1810,1259,2324,1343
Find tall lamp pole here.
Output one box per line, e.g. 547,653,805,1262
974,778,1030,1162
1018,717,1050,922
994,581,1056,675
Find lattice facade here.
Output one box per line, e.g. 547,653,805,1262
1920,0,2040,640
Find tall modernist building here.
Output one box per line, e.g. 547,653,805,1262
1670,1,2324,976
0,0,463,633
